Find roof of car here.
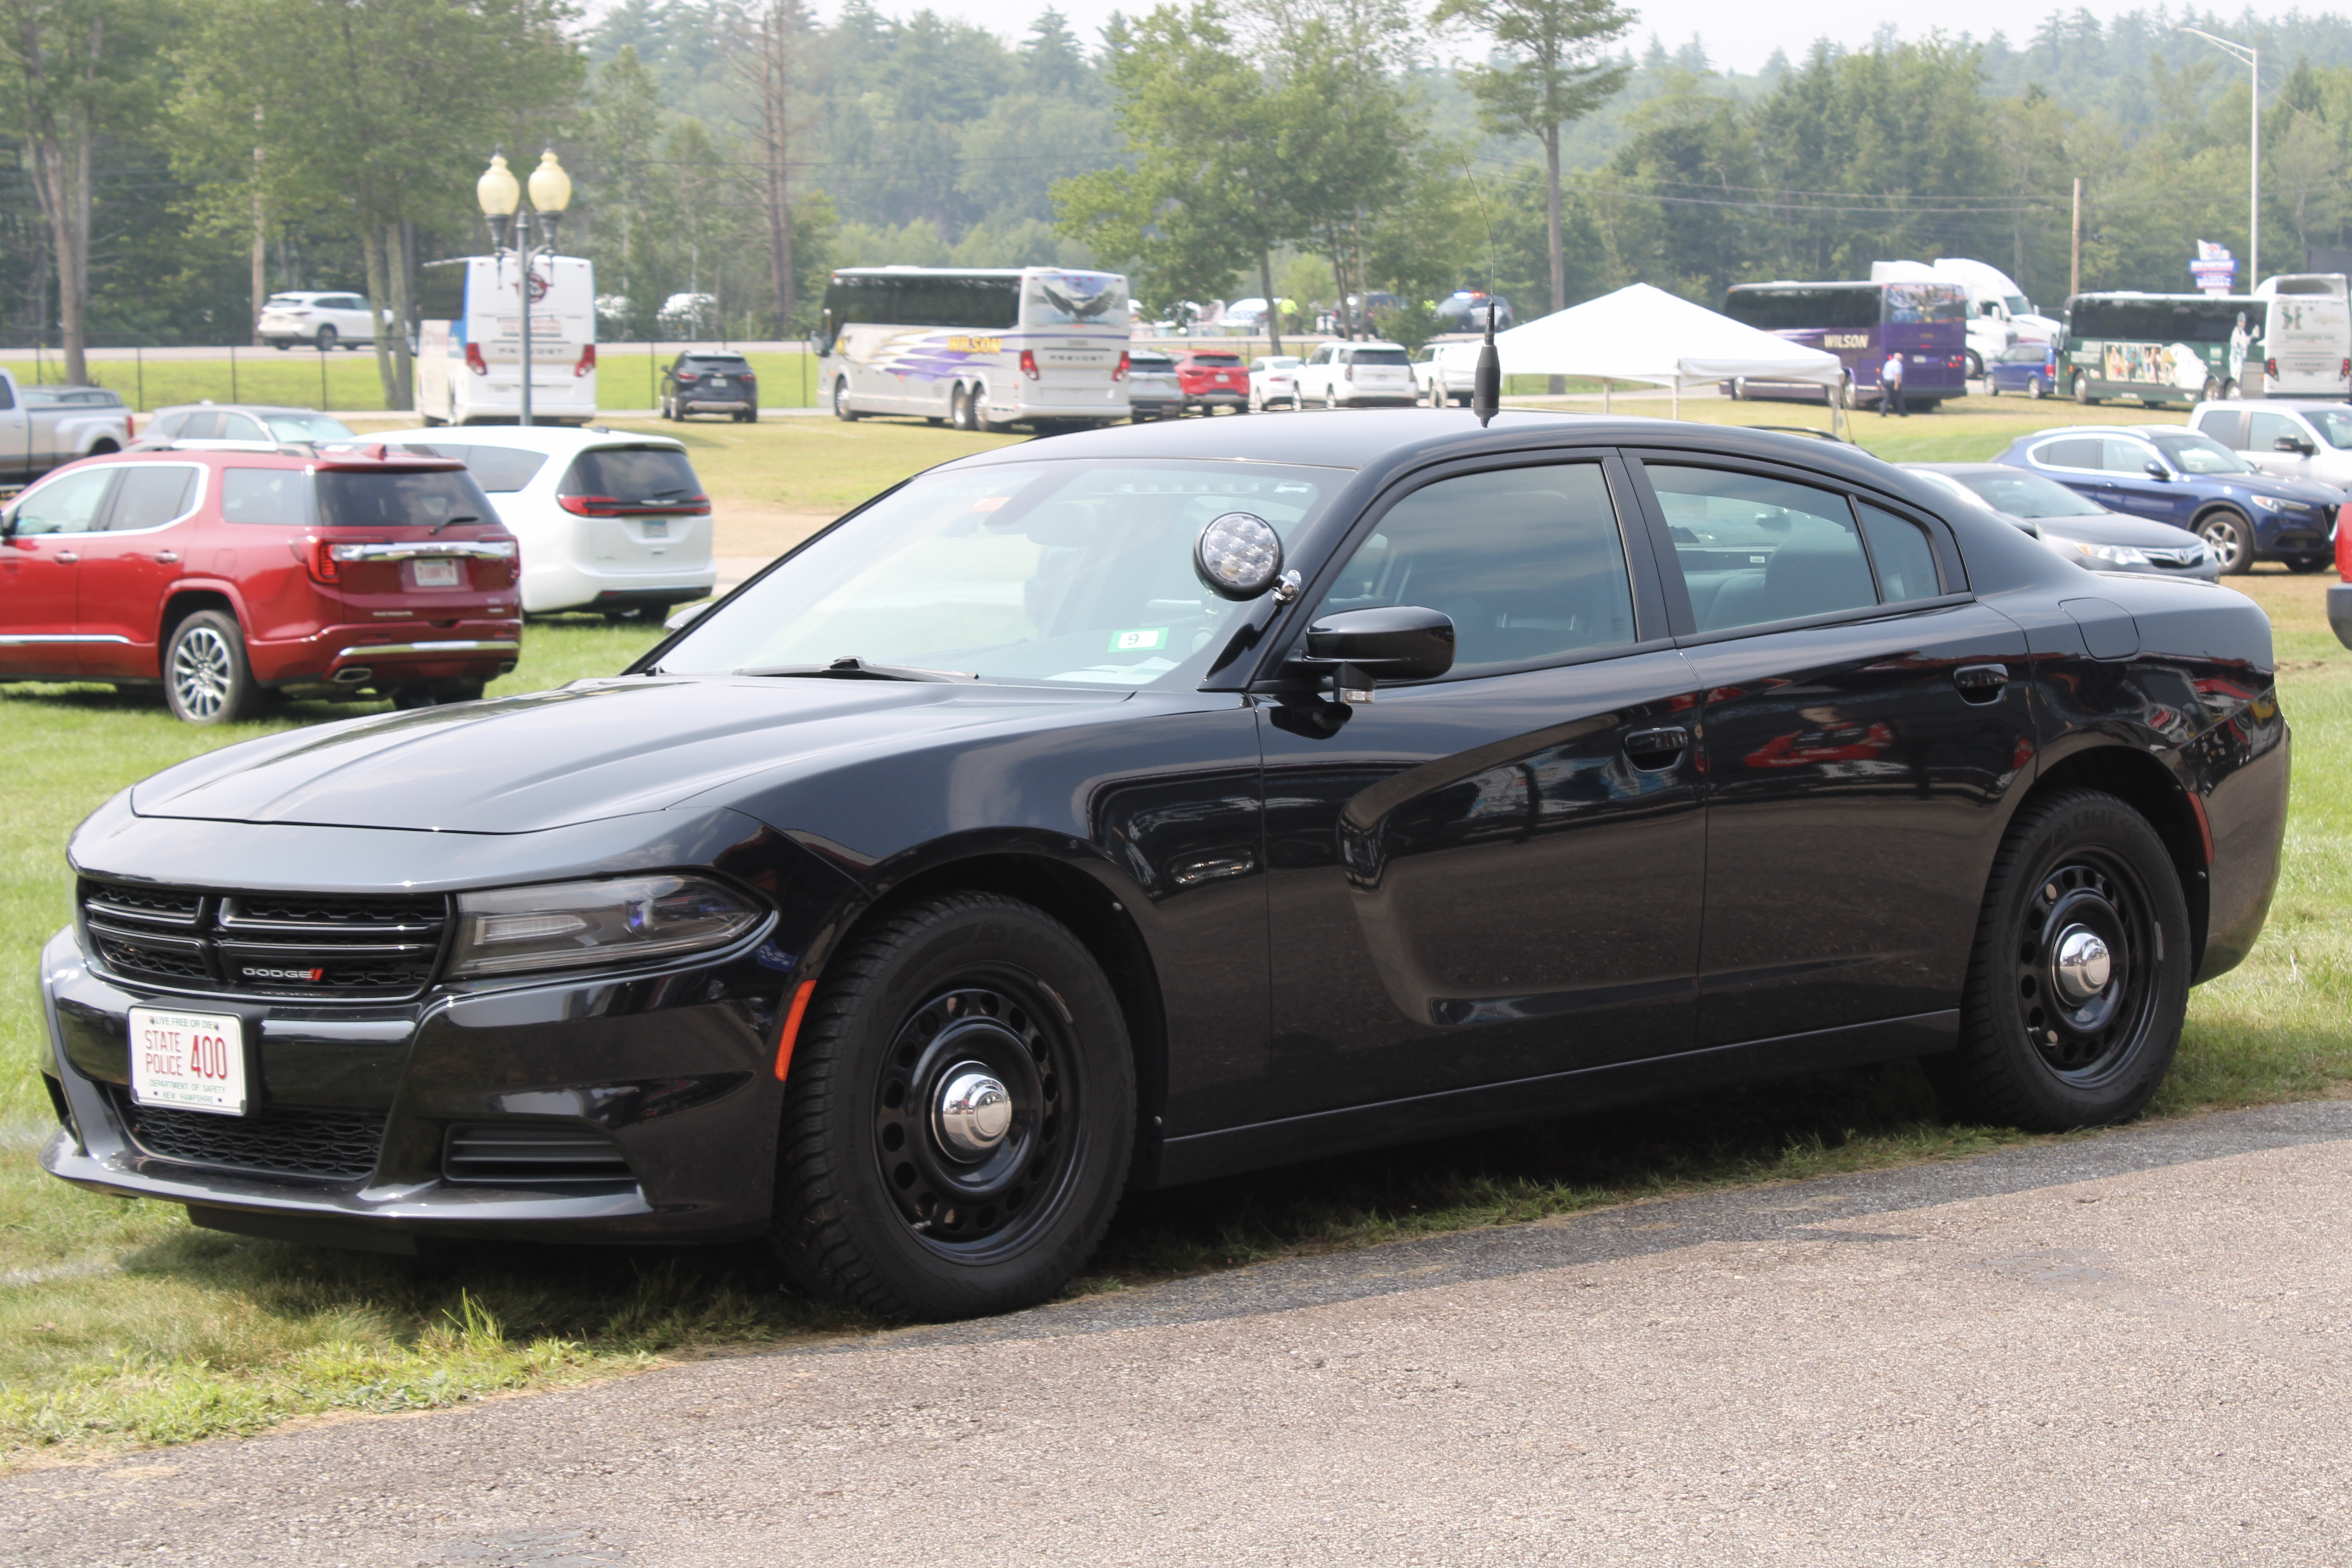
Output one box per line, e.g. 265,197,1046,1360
2012,425,2196,440
152,403,338,417
1906,462,2040,476
378,424,688,455
2197,398,2345,412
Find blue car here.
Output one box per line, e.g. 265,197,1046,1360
1992,424,2341,574
1985,340,2060,398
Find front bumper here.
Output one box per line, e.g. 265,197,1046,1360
2330,582,2352,649
36,916,793,1247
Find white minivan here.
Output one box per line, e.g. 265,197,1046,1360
381,426,713,617
2254,274,2352,398
1292,340,1417,408
414,254,598,426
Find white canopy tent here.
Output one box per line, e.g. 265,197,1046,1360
1433,282,1848,427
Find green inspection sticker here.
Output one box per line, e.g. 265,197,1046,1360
1107,627,1169,653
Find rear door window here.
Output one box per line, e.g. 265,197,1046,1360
1647,466,1879,633
176,411,222,440
2033,438,2099,469
558,447,702,506
106,465,200,530
2193,409,2249,448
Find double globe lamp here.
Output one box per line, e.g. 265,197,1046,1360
475,149,572,426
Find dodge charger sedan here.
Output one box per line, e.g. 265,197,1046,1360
39,413,2289,1321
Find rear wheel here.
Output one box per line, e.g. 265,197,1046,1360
2198,508,2254,574
1926,790,2189,1131
2027,374,2047,400
768,893,1135,1321
833,378,860,421
1324,387,1340,411
163,611,260,726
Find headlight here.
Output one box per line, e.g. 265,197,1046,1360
449,874,765,977
2046,535,2148,566
2251,495,2291,513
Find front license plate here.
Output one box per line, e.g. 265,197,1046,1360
129,1006,248,1116
412,557,462,589
642,520,668,538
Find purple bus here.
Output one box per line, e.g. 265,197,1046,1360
1723,280,1970,409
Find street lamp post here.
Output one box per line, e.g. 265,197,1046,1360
475,149,571,426
2179,27,2259,288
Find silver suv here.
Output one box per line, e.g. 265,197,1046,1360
2189,399,2352,490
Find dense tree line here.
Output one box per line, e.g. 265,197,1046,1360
9,0,2352,389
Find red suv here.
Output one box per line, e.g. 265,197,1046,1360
0,447,521,723
1173,350,1250,414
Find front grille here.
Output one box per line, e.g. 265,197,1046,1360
80,880,448,1001
111,1089,386,1181
443,1123,636,1186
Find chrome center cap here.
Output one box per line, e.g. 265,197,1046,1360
2052,927,2113,1005
934,1068,1013,1160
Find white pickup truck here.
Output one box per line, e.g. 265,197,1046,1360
0,368,134,492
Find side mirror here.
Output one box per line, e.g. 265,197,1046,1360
1298,605,1456,701
2274,435,2317,457
2143,461,2172,481
663,600,714,632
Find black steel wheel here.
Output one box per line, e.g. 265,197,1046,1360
1925,789,2189,1131
163,610,260,725
769,893,1134,1320
2198,508,2254,574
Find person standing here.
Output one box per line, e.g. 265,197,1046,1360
1880,348,1907,417
2228,311,2252,394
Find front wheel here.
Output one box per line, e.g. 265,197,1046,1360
833,378,860,422
2201,377,2223,404
315,325,338,353
1986,378,2002,398
164,611,260,725
2198,508,2254,574
1925,789,2190,1131
768,893,1136,1321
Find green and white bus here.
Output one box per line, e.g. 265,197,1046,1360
2060,292,2266,408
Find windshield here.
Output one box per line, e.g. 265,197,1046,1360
263,412,356,442
2004,295,2031,313
655,459,1339,687
2308,408,2352,449
1947,469,2107,519
2151,433,2252,475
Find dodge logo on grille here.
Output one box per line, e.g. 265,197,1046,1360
242,965,327,982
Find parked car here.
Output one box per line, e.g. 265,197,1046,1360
1173,349,1250,414
136,404,357,453
1904,463,2219,580
256,291,381,352
1992,424,2340,574
1248,355,1302,412
0,371,132,486
1125,350,1183,421
379,426,715,617
0,446,518,721
1412,344,1474,406
2188,399,2352,491
1434,290,1515,333
660,351,759,423
1293,340,1416,408
35,413,2287,1324
1984,340,2060,398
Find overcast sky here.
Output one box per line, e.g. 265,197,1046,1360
801,0,2333,74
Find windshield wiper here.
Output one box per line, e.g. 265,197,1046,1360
740,656,977,683
432,512,480,535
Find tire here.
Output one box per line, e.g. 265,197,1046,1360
2027,375,2046,400
1729,377,1747,401
658,396,673,421
768,893,1136,1321
1965,350,1985,380
1324,387,1340,411
2223,379,2241,400
163,611,260,725
2201,377,2223,404
271,341,290,352
316,325,338,352
949,385,972,432
1924,789,2191,1132
833,378,860,422
2197,508,2254,574
2073,370,2095,406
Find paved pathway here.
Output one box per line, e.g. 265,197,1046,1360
6,1101,2350,1567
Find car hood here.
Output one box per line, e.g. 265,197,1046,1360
129,677,1129,834
2195,471,2342,505
2023,512,2202,546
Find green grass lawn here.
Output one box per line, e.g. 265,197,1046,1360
0,403,2345,1466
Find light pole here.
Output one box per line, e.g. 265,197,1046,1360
475,148,571,426
2179,26,2259,288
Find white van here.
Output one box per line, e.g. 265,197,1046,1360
414,254,598,425
2254,274,2352,398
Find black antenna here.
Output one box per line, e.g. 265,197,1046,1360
1472,301,1501,427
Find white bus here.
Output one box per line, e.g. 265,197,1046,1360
2255,273,2352,398
415,254,598,425
817,266,1131,431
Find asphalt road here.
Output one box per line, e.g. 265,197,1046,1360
6,1100,2350,1568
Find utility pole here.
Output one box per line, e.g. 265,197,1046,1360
2071,177,2083,300
251,108,266,345
2179,27,2259,285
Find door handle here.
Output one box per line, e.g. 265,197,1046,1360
1623,725,1691,768
53,550,78,563
154,550,179,564
1953,663,2009,702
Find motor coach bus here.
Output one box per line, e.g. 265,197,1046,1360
816,266,1131,431
2059,292,2264,408
1722,279,1969,409
414,254,598,426
2253,274,2352,398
